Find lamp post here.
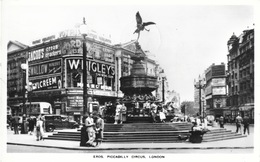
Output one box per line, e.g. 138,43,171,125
194,75,205,117
160,71,166,104
21,63,28,134
26,82,33,115
162,77,165,103
21,63,28,115
80,17,88,116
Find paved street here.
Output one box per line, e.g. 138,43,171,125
7,145,253,153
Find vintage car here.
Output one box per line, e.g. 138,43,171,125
43,115,79,132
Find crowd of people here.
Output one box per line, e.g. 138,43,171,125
8,114,46,141
98,101,175,124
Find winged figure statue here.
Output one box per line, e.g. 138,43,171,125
133,11,156,41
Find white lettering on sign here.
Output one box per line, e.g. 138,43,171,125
28,44,61,62
28,49,45,62
32,77,57,90
67,59,115,76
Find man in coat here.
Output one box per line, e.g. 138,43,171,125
243,115,250,135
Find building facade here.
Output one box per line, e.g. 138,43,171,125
227,28,254,123
204,63,227,117
7,28,161,122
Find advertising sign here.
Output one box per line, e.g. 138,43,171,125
31,75,62,91
67,96,83,107
212,87,226,95
212,78,226,86
87,42,115,63
61,39,83,55
28,44,61,62
67,58,115,77
29,60,61,77
205,85,212,95
58,28,112,44
213,98,226,108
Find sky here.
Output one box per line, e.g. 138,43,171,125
2,1,256,102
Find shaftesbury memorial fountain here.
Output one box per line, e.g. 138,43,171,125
120,12,159,122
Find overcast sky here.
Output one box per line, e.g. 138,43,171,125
2,1,255,102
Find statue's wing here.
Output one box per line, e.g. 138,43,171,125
136,12,142,25
143,22,156,27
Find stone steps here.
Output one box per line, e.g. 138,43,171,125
44,123,246,143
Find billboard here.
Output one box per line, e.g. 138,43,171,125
31,75,62,91
29,59,61,77
213,98,227,108
212,78,226,86
205,85,212,95
28,43,61,62
212,87,226,95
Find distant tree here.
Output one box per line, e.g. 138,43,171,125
180,101,198,116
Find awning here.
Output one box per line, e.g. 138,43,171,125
9,103,23,107
239,105,254,111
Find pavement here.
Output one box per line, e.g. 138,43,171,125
6,124,254,151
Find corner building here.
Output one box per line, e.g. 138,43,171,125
226,28,254,123
204,63,227,117
7,30,160,123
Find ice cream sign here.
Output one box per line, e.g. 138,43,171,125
31,76,62,91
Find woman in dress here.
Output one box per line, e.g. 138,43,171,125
36,115,44,141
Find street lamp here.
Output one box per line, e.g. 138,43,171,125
160,71,166,104
26,82,33,114
162,77,166,103
194,75,205,117
21,63,28,115
79,17,88,116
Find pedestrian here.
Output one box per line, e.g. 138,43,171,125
85,112,96,147
195,117,201,126
143,100,151,116
36,115,44,141
159,109,166,123
219,116,224,128
151,107,157,123
20,114,28,134
80,114,89,147
121,103,127,124
235,113,243,134
95,114,104,146
27,116,35,135
12,115,20,134
243,115,250,135
134,101,140,116
114,102,122,124
203,117,208,129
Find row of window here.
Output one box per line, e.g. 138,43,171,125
67,71,115,90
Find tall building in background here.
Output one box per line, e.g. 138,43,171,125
227,28,254,123
204,63,227,117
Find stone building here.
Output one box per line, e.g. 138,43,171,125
226,28,254,123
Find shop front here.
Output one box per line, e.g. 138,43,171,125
239,103,254,123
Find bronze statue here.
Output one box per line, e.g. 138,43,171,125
133,11,156,41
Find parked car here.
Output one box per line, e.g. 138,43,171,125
43,115,79,132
